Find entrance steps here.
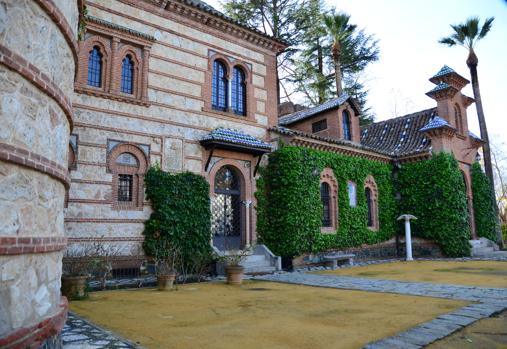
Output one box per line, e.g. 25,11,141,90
213,244,282,275
470,237,502,257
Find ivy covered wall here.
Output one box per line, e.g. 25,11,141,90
471,161,498,241
396,153,470,257
256,145,397,258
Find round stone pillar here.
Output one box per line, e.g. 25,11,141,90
0,0,78,347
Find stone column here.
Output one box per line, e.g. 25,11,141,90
142,47,150,102
0,0,78,348
242,200,252,248
110,37,120,94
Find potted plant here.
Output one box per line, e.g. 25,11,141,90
221,248,250,285
61,245,92,300
153,239,179,291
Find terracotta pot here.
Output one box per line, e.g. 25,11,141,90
61,276,88,300
157,273,176,291
225,265,244,285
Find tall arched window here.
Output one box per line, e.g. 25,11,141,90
231,66,246,116
365,187,373,227
454,104,463,134
342,110,351,141
364,175,379,230
87,46,103,87
321,182,331,227
121,55,134,94
212,60,228,111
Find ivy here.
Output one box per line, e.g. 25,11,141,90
471,162,497,241
396,153,470,257
256,145,397,258
143,166,213,272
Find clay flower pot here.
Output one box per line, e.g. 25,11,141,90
157,272,176,291
225,265,244,285
61,275,88,300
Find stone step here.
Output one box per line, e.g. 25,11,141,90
241,260,272,268
471,247,496,256
244,265,277,274
244,254,267,263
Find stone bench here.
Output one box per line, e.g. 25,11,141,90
322,253,355,270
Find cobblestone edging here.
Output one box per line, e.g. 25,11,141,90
255,268,507,349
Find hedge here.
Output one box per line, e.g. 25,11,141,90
471,162,497,241
255,145,397,258
396,152,470,256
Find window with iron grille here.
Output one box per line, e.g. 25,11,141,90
321,182,331,227
342,110,351,140
87,46,103,87
118,174,133,202
121,55,134,94
231,67,246,116
212,60,228,111
312,119,327,133
366,187,373,227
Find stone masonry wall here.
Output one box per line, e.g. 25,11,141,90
0,0,78,347
67,0,282,259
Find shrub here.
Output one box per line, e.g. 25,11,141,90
471,162,498,241
396,153,470,256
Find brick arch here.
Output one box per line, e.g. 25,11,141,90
320,168,339,233
364,175,379,231
116,45,143,98
232,62,252,83
77,35,112,91
107,143,148,210
209,53,231,78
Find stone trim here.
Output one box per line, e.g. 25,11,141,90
0,44,74,130
0,236,67,255
64,218,146,223
0,297,67,348
364,175,380,231
34,0,79,72
0,142,71,189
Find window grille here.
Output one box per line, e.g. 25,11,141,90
212,60,228,111
312,119,327,133
118,174,133,202
343,110,352,140
121,55,134,94
87,46,102,87
231,67,246,116
321,182,331,227
366,187,373,227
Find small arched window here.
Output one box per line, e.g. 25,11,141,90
342,110,351,141
231,67,246,116
212,60,228,111
454,104,463,134
366,187,373,227
121,55,134,94
87,46,103,87
364,175,379,230
321,182,331,227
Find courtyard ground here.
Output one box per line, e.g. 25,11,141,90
315,260,507,288
69,281,466,349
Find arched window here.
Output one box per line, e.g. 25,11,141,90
231,66,246,116
87,46,103,87
108,145,148,210
212,60,228,111
321,182,331,227
454,104,463,134
342,110,351,141
364,176,379,230
121,55,134,94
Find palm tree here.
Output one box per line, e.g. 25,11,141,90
323,12,355,97
439,17,502,245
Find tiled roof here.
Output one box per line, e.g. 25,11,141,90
86,15,156,41
431,65,455,79
201,128,272,150
428,82,451,93
278,94,352,126
178,0,288,46
419,116,454,132
360,108,436,156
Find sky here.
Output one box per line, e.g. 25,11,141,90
207,0,507,143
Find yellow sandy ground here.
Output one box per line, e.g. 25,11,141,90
427,310,507,349
70,281,466,349
316,260,507,288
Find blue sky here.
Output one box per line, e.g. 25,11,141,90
208,0,507,143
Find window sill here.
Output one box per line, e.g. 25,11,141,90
320,227,336,234
75,86,150,107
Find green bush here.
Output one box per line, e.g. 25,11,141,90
396,153,470,257
471,162,497,241
143,166,213,275
256,145,397,258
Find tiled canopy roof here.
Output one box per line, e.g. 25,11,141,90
428,82,451,93
431,65,455,79
360,108,436,156
419,116,454,132
278,93,354,126
200,128,272,151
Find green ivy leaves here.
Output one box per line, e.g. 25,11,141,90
471,162,498,241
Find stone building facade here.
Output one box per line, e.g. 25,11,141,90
0,0,80,347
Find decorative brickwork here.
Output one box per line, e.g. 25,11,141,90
0,237,67,256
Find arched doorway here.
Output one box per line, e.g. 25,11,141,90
212,166,242,250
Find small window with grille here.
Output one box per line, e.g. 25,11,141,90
312,119,327,133
118,174,133,202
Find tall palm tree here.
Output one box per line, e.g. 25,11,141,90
439,17,501,245
323,12,355,97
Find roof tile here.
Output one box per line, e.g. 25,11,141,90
201,128,272,150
